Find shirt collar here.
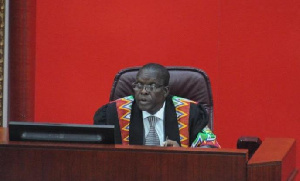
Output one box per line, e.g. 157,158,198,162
142,101,165,120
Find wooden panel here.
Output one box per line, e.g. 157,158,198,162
0,128,247,181
0,147,247,181
248,163,282,181
1,128,297,181
0,127,7,142
247,138,297,181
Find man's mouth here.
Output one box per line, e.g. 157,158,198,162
139,97,149,104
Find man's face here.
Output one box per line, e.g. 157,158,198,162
134,69,169,115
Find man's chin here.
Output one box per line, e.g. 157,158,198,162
137,104,150,112
138,105,158,115
136,102,151,112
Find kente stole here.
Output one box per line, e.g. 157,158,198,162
115,95,192,147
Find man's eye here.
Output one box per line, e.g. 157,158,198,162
150,84,157,88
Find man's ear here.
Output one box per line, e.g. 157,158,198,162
163,86,170,97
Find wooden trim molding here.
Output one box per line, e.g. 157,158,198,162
0,0,5,126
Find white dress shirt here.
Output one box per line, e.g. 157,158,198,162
142,102,165,146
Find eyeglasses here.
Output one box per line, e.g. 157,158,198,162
132,82,164,92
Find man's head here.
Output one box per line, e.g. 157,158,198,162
133,63,170,114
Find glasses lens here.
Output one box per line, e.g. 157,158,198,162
132,82,142,90
132,83,162,92
144,85,152,92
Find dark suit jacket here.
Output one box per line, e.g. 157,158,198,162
94,95,208,146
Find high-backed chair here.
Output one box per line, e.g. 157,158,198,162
109,66,214,130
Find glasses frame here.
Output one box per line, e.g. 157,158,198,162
132,82,164,92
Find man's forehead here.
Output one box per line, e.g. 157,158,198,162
137,69,162,82
138,69,159,77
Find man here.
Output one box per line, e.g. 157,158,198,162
94,63,220,148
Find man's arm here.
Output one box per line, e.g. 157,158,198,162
189,103,221,148
94,104,109,125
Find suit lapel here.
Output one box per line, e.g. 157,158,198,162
129,101,144,145
164,96,181,145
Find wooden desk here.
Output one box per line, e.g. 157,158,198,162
0,128,297,181
247,138,297,181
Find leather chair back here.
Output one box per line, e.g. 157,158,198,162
109,66,214,130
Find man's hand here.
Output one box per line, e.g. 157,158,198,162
163,139,180,147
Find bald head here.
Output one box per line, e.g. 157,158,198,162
137,63,170,86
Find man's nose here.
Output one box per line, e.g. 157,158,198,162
140,86,149,94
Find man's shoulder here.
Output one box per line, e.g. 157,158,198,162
110,95,135,104
99,95,135,113
170,95,197,104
